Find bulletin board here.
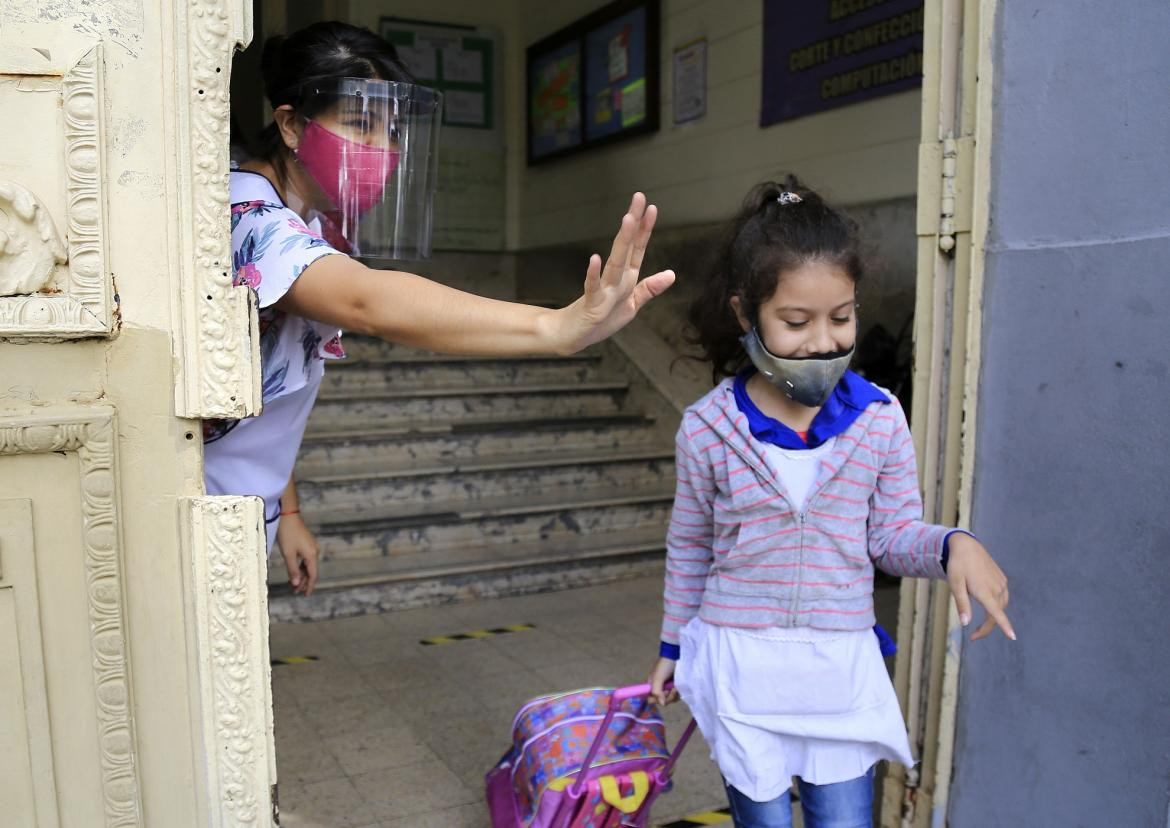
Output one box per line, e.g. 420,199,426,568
380,19,505,251
760,0,924,126
381,20,496,129
527,0,660,165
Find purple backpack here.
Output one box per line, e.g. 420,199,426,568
485,684,695,828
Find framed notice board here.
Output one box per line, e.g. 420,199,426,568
381,19,496,130
379,19,506,251
527,0,660,165
760,0,924,126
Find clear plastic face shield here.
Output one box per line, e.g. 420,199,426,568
295,78,442,260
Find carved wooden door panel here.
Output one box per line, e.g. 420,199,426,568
0,2,271,826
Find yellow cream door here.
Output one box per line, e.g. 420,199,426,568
0,1,272,826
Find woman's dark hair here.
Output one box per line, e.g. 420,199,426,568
257,21,414,181
687,176,865,381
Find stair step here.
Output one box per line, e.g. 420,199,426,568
298,445,675,484
269,526,666,592
334,351,602,366
308,382,629,429
316,380,629,402
305,488,674,560
336,336,605,361
297,414,664,470
324,354,605,393
295,448,676,512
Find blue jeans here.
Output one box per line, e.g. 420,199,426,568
724,768,875,828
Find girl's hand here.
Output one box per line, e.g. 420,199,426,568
648,656,680,706
545,193,676,355
276,513,320,596
946,533,1015,641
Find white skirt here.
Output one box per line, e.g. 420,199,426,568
674,616,915,803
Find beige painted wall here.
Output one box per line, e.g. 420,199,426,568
334,1,922,251
511,0,921,248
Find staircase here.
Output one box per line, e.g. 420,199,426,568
268,335,680,621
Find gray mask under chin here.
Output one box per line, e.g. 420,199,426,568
741,328,854,407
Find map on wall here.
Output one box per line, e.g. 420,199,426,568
761,0,924,126
529,41,584,159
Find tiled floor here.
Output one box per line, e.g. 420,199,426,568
271,572,900,827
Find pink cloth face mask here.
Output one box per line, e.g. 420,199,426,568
298,120,400,215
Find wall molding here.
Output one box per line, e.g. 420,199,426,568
172,0,261,419
0,404,143,827
0,45,117,341
184,496,274,828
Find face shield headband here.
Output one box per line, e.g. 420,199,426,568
292,77,442,260
740,327,855,408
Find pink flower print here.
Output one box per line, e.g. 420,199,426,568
324,336,345,358
288,218,323,240
232,200,269,216
237,262,261,289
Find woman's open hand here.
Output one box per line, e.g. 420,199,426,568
946,533,1015,641
545,193,676,355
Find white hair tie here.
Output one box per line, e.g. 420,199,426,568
776,192,803,205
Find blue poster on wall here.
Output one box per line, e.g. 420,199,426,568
761,0,924,126
584,6,649,141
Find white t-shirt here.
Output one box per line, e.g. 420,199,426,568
760,436,836,513
203,171,346,550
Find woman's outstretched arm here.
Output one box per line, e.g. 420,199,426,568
275,193,675,356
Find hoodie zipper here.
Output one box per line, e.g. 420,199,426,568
704,403,832,622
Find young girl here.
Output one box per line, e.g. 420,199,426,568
647,181,1013,827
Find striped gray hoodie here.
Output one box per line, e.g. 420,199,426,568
660,378,950,645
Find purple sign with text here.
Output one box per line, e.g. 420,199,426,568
761,0,924,126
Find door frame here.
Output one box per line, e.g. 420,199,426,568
881,1,998,825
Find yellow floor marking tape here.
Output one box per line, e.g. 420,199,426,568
656,807,732,826
420,623,535,646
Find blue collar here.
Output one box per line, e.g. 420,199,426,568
732,369,890,450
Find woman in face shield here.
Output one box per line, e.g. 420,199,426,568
206,21,675,593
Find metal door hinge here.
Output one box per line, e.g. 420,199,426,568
916,134,975,253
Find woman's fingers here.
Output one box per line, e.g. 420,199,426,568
601,194,653,289
630,270,676,312
626,204,658,280
602,211,638,288
583,253,603,297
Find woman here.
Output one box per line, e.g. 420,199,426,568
205,22,674,594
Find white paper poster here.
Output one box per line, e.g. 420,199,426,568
442,47,485,84
673,39,707,124
397,44,437,81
